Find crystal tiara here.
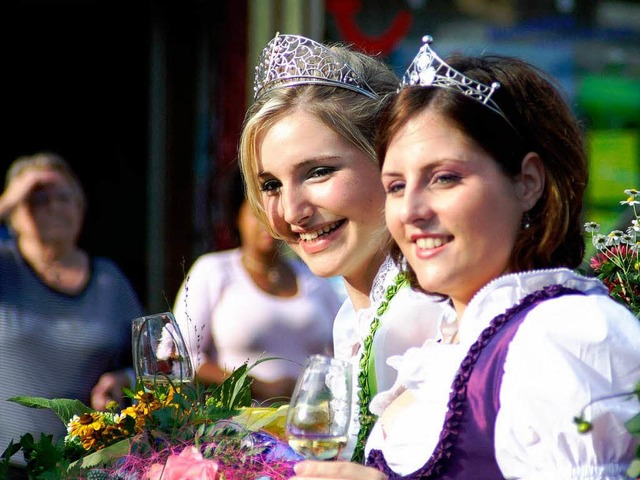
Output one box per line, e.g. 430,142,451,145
401,35,508,121
253,33,378,101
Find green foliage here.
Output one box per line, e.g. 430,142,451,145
0,360,263,478
7,397,93,427
0,433,68,480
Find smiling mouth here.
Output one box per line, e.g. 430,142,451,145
298,220,344,242
416,236,452,249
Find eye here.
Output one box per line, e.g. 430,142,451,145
384,180,405,196
259,178,282,196
308,166,334,179
432,172,461,186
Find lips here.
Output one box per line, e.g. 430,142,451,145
298,220,344,242
415,236,452,249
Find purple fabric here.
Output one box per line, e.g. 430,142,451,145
367,284,582,479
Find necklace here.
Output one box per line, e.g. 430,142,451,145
351,271,408,464
241,254,282,284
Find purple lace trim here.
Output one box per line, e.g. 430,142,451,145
366,284,580,479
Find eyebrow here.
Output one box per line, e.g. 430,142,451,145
258,154,342,178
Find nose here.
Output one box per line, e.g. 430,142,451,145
280,185,313,226
398,185,432,225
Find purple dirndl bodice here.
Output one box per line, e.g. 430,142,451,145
366,284,582,479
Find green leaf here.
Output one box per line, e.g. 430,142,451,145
625,412,640,435
8,397,93,425
627,458,640,479
72,439,132,469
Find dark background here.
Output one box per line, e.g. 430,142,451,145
1,3,248,310
2,6,150,301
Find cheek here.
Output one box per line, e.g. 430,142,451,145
459,193,520,257
384,203,403,240
264,198,288,233
345,183,385,223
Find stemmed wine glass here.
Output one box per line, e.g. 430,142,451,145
285,354,352,460
132,312,194,390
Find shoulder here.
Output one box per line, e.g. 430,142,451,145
176,249,240,296
496,292,639,473
91,256,138,289
0,241,15,263
523,291,640,345
92,256,130,279
186,249,238,275
506,292,640,389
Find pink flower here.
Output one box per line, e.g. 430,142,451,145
147,446,221,480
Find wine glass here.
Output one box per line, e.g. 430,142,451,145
285,354,352,460
132,312,194,390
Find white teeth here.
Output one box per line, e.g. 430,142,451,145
299,222,340,242
416,237,446,249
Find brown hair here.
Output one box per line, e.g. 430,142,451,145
377,54,587,287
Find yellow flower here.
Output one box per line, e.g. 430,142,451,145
68,413,104,437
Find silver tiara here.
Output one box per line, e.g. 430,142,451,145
253,33,378,101
401,35,507,120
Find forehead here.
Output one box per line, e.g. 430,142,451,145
385,110,468,160
258,110,356,171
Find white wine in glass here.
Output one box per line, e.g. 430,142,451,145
286,354,352,460
132,312,194,390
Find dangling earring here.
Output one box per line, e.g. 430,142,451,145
400,256,410,272
521,212,531,230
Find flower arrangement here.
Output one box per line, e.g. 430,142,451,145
584,188,640,318
0,362,302,480
575,188,640,478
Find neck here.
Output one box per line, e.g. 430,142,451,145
18,237,76,266
343,251,387,311
241,251,285,285
241,251,280,271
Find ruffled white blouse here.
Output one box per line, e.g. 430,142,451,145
366,268,640,479
333,255,449,459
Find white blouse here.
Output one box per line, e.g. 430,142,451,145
173,248,341,382
333,255,449,459
366,269,640,479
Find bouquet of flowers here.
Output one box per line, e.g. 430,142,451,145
0,362,301,480
584,188,640,318
576,188,640,478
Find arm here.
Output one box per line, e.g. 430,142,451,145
496,295,640,479
91,369,133,410
173,253,232,386
91,260,143,410
0,169,60,218
291,460,387,480
173,254,221,371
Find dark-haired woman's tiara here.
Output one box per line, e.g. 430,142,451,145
253,32,378,101
401,35,508,121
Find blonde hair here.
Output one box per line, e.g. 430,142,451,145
239,43,398,235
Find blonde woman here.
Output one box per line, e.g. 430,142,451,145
239,34,446,461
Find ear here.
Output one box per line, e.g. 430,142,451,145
517,152,545,211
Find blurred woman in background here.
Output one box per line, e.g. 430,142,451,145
0,152,143,476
